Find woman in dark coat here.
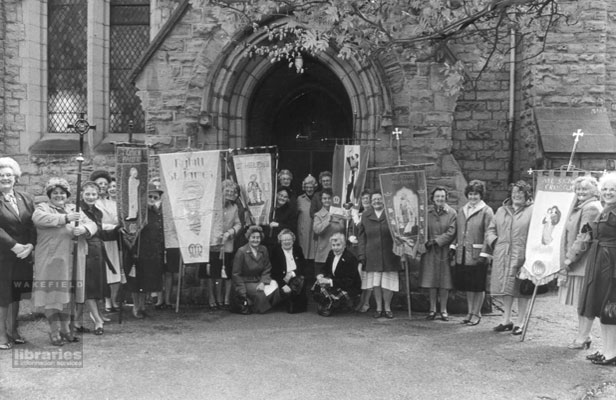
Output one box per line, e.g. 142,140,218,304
358,191,400,319
127,181,166,319
232,225,280,314
264,188,298,253
580,173,616,365
420,187,457,321
270,229,307,313
0,157,35,349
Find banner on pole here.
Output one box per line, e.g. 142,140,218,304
520,171,579,285
116,146,149,236
158,151,222,263
379,170,428,256
331,144,369,216
232,153,274,226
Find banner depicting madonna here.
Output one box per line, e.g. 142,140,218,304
232,153,274,226
116,145,149,236
519,171,579,285
331,144,369,216
379,170,428,256
158,151,222,263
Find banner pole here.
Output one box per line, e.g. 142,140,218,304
175,254,184,313
403,255,412,319
520,284,539,342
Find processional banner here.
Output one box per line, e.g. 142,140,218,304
519,171,579,285
232,153,274,226
116,145,149,237
379,170,428,257
331,145,370,216
158,151,222,263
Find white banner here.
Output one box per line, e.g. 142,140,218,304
233,153,273,226
158,151,222,263
520,172,577,285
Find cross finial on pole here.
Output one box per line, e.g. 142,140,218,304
573,129,584,142
566,128,585,172
392,127,403,141
391,127,405,166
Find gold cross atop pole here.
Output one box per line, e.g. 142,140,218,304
566,129,584,172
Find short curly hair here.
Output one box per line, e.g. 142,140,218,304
45,177,71,198
278,169,293,181
509,180,533,201
0,157,22,178
245,225,264,240
464,180,486,199
573,175,599,198
277,228,296,243
89,169,112,183
222,179,238,192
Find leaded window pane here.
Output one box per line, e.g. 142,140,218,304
109,1,149,133
47,0,87,133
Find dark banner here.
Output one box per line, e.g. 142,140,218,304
331,144,369,216
379,170,428,257
116,145,149,236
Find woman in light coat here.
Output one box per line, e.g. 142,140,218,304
486,180,533,335
420,187,456,321
313,188,345,275
559,176,602,349
452,180,494,326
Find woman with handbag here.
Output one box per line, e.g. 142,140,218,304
559,176,602,349
452,180,494,326
579,173,616,365
486,180,534,336
270,229,307,313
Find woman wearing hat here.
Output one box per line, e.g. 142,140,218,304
32,178,91,345
90,170,123,312
231,225,280,314
127,181,166,319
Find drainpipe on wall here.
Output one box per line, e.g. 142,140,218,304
508,29,516,184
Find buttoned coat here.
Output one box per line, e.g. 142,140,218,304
321,248,361,296
296,193,316,259
486,199,533,296
453,201,494,266
357,208,400,272
313,207,344,263
560,197,602,277
419,204,457,288
0,190,36,306
232,243,273,298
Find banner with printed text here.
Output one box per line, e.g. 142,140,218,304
331,144,370,216
379,170,428,257
232,153,274,226
116,145,149,237
519,171,580,285
158,151,222,263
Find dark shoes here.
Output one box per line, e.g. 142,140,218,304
384,311,394,319
512,326,524,336
426,311,437,320
373,310,383,319
94,327,104,336
591,355,616,366
440,312,449,321
74,326,91,334
60,332,80,343
587,352,603,361
493,322,514,332
467,314,481,326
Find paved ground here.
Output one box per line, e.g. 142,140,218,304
0,293,615,400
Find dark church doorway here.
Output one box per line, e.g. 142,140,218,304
247,55,353,193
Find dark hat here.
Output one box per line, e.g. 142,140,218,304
89,169,112,183
148,180,164,194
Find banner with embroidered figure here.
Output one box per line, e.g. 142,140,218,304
233,153,273,226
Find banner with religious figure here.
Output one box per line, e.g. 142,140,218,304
379,170,428,257
116,145,149,237
331,145,370,216
232,153,274,226
519,171,579,285
158,151,222,263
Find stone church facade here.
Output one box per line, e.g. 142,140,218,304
2,0,616,209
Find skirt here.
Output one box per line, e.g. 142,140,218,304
164,248,181,274
365,271,399,292
453,263,487,292
557,275,584,307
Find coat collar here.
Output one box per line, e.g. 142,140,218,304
463,200,487,218
429,203,453,216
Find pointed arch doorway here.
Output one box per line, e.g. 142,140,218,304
247,55,353,192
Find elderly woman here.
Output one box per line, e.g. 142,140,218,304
32,178,87,345
313,188,345,276
312,232,361,316
452,180,494,326
352,189,373,313
310,171,333,218
0,157,35,349
558,176,602,349
580,173,616,365
206,179,241,310
265,188,298,251
486,180,534,335
232,226,280,314
91,170,123,313
277,169,297,206
270,229,307,313
358,190,401,319
420,187,457,321
297,174,317,262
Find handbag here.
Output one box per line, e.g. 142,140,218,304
519,279,549,296
600,281,616,325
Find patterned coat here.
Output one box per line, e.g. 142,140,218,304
486,199,533,296
419,204,457,288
